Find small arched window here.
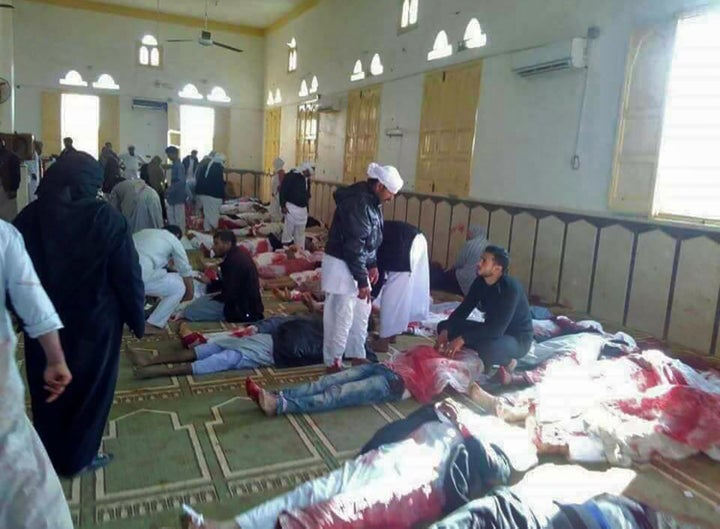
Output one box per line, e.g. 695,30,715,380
92,73,119,90
350,59,366,82
400,0,419,29
139,34,162,67
463,18,487,49
299,79,309,97
370,54,384,76
59,70,88,87
309,75,319,94
208,86,231,103
275,88,282,104
288,38,298,72
428,30,453,61
267,91,275,106
179,83,203,100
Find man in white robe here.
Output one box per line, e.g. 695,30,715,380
269,157,285,223
119,145,141,179
25,141,43,204
0,220,73,529
321,163,403,372
372,221,431,352
133,226,194,334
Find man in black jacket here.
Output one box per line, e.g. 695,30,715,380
279,161,313,249
436,245,533,369
0,140,21,221
195,153,225,231
321,162,403,372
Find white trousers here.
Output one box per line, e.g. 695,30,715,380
281,203,307,250
167,203,186,233
145,272,186,328
376,234,431,338
199,195,222,231
322,293,371,366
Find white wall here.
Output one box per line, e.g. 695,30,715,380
13,0,265,168
264,0,714,212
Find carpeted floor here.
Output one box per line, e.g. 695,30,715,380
16,257,720,528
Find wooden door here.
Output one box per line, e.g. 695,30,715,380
416,61,483,196
296,103,319,165
263,107,282,174
344,85,381,183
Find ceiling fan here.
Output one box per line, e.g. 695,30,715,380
166,0,244,54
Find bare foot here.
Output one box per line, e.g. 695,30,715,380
468,382,500,415
144,323,167,335
127,347,153,367
257,389,278,416
178,322,192,338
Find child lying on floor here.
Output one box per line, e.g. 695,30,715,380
245,345,485,416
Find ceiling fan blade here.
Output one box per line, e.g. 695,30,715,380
166,38,194,42
213,41,244,53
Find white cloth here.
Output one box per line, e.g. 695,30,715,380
273,157,285,171
133,228,193,283
367,162,403,194
298,161,314,175
0,221,72,529
119,152,140,179
167,203,186,233
199,195,222,231
25,153,41,203
281,202,308,250
269,173,282,223
145,272,186,328
321,254,370,364
375,234,431,338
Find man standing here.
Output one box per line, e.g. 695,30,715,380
58,137,76,158
182,149,199,179
0,220,73,529
0,139,21,221
279,161,314,249
99,142,120,168
322,162,403,372
108,178,163,233
372,221,431,352
184,230,264,323
133,226,194,334
165,146,187,233
436,245,533,368
25,141,43,204
119,145,141,179
195,152,226,231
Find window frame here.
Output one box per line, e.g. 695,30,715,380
398,0,419,34
137,40,163,69
288,38,298,73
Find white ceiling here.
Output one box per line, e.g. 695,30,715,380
95,0,308,28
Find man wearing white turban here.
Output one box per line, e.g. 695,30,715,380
269,157,286,223
279,162,314,250
321,162,403,372
196,153,226,231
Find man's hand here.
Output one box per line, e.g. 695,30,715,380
435,329,449,351
357,286,371,302
443,337,465,358
182,276,194,302
44,361,72,403
367,267,379,285
197,274,212,285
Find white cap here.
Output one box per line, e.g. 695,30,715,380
273,157,285,171
299,161,315,175
367,162,403,194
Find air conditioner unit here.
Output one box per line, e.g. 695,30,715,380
512,38,587,77
132,98,168,111
317,95,341,113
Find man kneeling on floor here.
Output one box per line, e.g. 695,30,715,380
436,245,533,371
134,226,194,334
183,230,264,323
129,316,324,378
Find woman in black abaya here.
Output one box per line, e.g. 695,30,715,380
14,152,145,477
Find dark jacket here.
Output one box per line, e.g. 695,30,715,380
182,154,199,174
279,170,310,208
0,147,21,195
208,246,264,322
195,161,225,199
325,182,384,288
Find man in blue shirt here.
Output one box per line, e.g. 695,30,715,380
164,146,187,233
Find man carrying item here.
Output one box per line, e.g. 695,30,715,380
436,245,533,369
183,230,264,323
133,226,194,334
322,162,403,372
279,161,313,250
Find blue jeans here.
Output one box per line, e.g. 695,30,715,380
192,334,274,375
184,295,225,321
277,363,405,415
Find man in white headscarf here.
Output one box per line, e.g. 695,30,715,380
269,157,286,223
196,153,226,231
321,162,403,372
279,161,314,250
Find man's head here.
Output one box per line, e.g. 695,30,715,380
366,163,403,203
476,245,510,280
164,225,183,240
212,230,236,257
299,161,314,178
105,142,113,150
165,145,180,162
34,141,43,155
63,137,73,148
128,145,135,156
191,149,198,157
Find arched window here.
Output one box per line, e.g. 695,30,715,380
179,83,203,100
267,91,275,106
59,70,88,87
299,79,309,97
208,86,231,103
275,88,282,104
139,34,161,67
92,73,119,90
400,0,419,29
428,30,452,61
463,18,487,49
288,38,298,72
351,59,366,82
370,53,384,76
309,75,319,93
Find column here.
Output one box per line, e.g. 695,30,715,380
0,0,14,132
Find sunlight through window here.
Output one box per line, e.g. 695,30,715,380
180,105,214,160
428,30,453,61
61,93,99,157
